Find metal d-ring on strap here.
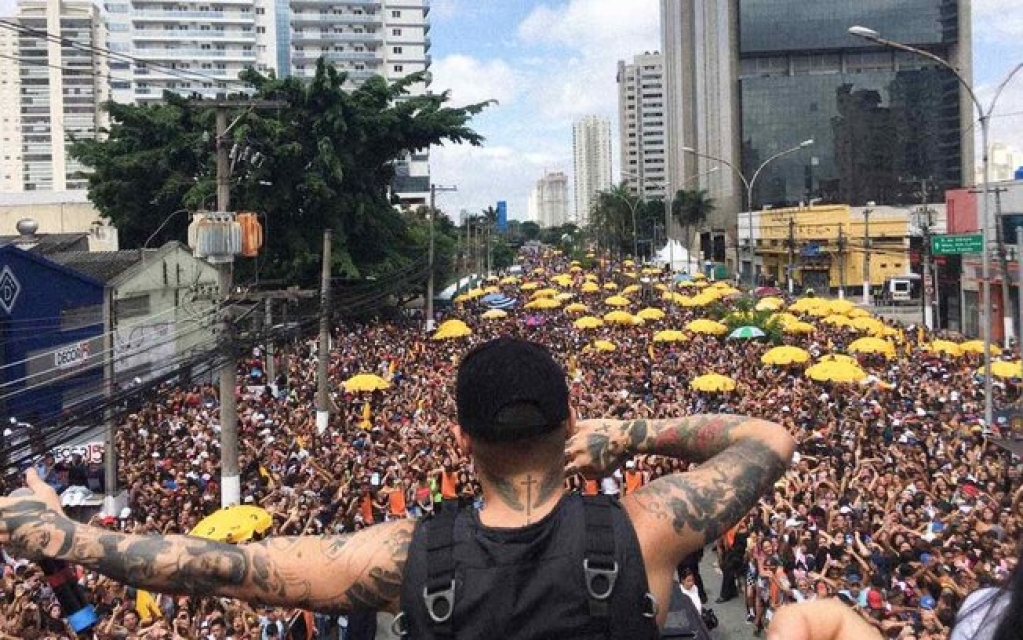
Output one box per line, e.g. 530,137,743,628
582,495,619,627
423,499,460,637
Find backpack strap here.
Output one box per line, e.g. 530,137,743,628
582,494,620,627
422,498,459,638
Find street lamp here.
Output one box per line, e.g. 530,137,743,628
683,140,813,287
606,185,644,260
848,25,1023,431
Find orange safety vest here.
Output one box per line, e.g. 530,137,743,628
441,471,458,499
388,487,407,517
360,494,374,525
583,479,599,496
624,470,643,494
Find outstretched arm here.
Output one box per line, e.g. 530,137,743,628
0,472,413,615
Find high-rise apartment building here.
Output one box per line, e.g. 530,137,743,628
572,116,612,227
0,0,109,192
616,54,666,201
530,171,570,229
661,0,971,275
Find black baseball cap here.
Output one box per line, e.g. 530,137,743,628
456,337,570,442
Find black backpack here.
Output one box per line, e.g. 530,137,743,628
396,494,662,639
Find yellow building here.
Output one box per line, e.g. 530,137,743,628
754,204,911,295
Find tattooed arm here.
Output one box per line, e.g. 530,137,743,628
0,486,414,615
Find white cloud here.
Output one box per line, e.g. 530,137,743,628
430,54,520,108
977,75,1023,154
518,0,659,55
973,0,1023,41
0,0,16,15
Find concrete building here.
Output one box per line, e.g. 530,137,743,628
0,0,109,192
979,143,1023,184
616,53,666,201
530,171,570,229
0,191,118,251
572,115,612,227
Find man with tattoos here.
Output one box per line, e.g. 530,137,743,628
0,337,793,638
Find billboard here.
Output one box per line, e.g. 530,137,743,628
496,201,508,233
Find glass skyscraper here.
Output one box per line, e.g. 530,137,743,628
738,0,970,209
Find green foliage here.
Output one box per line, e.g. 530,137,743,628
717,296,786,344
519,221,541,241
70,61,493,287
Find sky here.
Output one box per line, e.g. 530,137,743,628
427,0,1023,221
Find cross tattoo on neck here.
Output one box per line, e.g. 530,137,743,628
521,475,537,523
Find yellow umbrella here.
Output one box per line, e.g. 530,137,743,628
926,340,962,357
789,298,828,313
191,505,273,543
481,308,508,320
662,292,688,304
874,326,902,338
850,316,885,333
755,298,784,311
653,329,688,343
829,299,856,315
432,319,473,340
564,302,589,313
806,305,833,317
784,321,817,335
551,275,574,287
961,340,1002,356
573,316,604,330
484,275,500,282
818,354,859,365
690,373,737,393
623,284,642,295
465,288,486,299
605,295,632,307
524,297,561,310
500,276,520,285
484,285,500,294
581,282,601,293
569,265,583,273
846,307,872,319
676,280,698,289
821,314,855,328
716,286,742,297
805,361,868,384
623,259,636,267
603,282,619,290
584,273,599,281
570,260,581,266
769,312,800,327
691,272,707,280
453,294,471,304
654,283,668,292
530,288,558,299
637,307,666,321
555,292,575,301
520,282,540,291
343,373,391,392
679,295,710,308
977,360,1023,379
593,339,617,352
603,310,637,325
686,319,728,335
761,346,811,366
848,337,896,358
532,267,546,275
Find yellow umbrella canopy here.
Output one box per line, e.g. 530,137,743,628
603,310,637,325
691,272,707,280
676,280,698,288
484,275,500,282
686,319,728,335
569,265,584,273
690,373,737,393
850,316,885,333
605,295,632,307
818,354,859,365
191,505,273,543
483,285,500,294
623,284,642,295
961,340,1002,356
806,305,833,317
481,308,508,319
464,287,486,299
784,321,817,335
828,299,856,315
593,339,617,352
662,291,688,304
653,329,688,343
848,337,896,358
623,259,636,267
564,302,589,313
716,286,742,297
453,294,471,304
342,373,391,392
846,307,872,319
603,282,620,290
789,297,828,313
761,346,811,366
755,298,784,311
637,307,666,321
555,292,575,301
519,282,540,291
805,361,868,384
432,319,473,340
530,288,558,299
551,274,574,287
584,273,599,281
874,326,902,338
499,276,520,285
524,297,561,310
573,316,605,330
821,314,855,328
977,360,1023,379
926,340,962,357
679,295,709,308
581,282,601,293
769,312,800,327
532,267,546,275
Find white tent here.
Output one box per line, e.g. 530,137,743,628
654,240,698,273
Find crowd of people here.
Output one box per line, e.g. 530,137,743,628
1,249,1020,639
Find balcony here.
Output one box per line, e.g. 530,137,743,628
131,10,255,22
134,29,229,40
290,12,382,25
345,69,379,82
291,30,381,43
291,0,380,4
134,48,255,60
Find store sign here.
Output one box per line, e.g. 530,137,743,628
55,341,91,370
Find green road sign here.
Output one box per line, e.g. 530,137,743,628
931,233,983,255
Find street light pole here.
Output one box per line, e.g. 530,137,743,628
848,25,1023,431
425,184,457,332
683,142,812,288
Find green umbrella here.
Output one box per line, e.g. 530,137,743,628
728,326,766,340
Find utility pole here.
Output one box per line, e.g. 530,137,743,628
316,229,332,435
862,202,874,307
102,286,117,517
210,99,282,508
1017,226,1023,356
787,217,796,295
920,202,935,331
264,297,274,384
995,188,1014,346
426,184,457,332
837,224,846,300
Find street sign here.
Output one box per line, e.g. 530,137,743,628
931,233,983,255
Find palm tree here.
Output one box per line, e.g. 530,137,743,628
589,182,640,259
673,189,715,269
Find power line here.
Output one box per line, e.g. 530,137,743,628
0,50,134,85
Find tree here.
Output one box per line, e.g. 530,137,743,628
674,189,715,269
520,221,541,241
589,183,638,257
70,60,493,287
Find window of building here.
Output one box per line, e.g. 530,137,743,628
394,64,403,72
392,28,401,36
391,10,400,17
392,46,402,54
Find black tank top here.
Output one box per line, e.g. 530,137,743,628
399,493,660,639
